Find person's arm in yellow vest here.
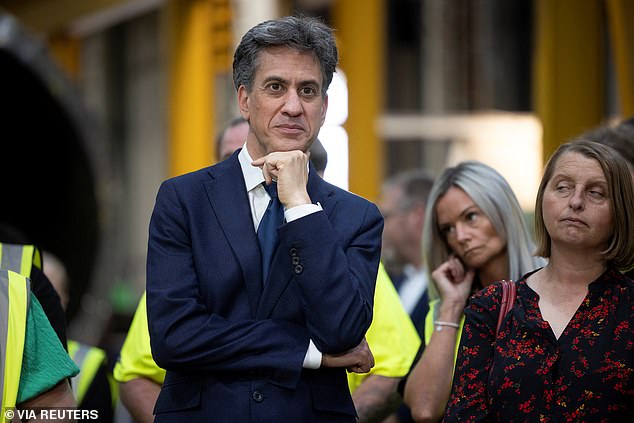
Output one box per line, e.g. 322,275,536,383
119,378,161,423
352,375,401,422
114,293,166,423
347,263,421,422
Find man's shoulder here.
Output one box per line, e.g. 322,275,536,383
162,158,236,188
315,177,377,209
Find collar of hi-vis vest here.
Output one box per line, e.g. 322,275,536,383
0,243,42,277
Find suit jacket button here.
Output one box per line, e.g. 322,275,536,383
292,256,300,265
290,247,298,256
252,391,263,402
294,264,303,274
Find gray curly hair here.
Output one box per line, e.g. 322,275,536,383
232,16,338,97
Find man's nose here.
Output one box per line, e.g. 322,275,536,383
282,91,302,116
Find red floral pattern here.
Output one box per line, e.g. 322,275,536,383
445,269,634,422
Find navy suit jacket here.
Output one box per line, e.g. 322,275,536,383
146,151,383,422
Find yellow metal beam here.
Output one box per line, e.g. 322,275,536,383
165,0,215,177
606,0,634,118
534,0,604,161
333,0,385,202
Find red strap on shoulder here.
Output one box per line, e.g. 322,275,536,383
496,280,517,334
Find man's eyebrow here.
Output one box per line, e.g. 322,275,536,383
260,75,321,87
262,75,286,84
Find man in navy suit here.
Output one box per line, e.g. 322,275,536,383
146,16,383,422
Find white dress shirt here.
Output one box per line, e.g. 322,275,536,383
398,264,428,315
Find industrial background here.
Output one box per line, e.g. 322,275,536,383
0,0,632,348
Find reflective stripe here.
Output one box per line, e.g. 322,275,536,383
32,248,42,271
0,243,38,277
1,270,30,410
424,299,438,346
0,272,8,410
107,373,119,408
68,341,107,404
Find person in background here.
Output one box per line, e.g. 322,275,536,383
146,15,382,422
0,233,78,419
378,170,434,423
43,251,116,423
0,268,78,419
215,116,249,161
116,118,419,423
403,161,545,423
0,224,68,348
308,136,328,177
379,171,435,337
446,140,634,422
582,115,634,179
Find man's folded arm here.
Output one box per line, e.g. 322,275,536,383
279,202,383,354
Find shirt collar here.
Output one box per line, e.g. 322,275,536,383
238,144,265,192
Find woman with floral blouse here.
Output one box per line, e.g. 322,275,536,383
403,161,545,422
445,140,634,422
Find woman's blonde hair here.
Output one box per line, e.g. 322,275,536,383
423,161,544,305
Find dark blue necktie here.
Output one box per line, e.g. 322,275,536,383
258,182,284,280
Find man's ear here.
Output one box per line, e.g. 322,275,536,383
238,86,250,120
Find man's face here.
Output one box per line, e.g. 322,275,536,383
379,185,417,267
238,46,328,160
219,122,249,161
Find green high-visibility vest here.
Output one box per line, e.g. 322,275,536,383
0,270,30,410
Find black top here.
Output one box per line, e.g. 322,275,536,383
446,269,634,423
30,266,68,348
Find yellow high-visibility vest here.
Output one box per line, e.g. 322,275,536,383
68,341,111,406
0,270,30,411
347,262,420,392
0,243,42,276
424,299,465,364
0,243,118,409
113,292,166,385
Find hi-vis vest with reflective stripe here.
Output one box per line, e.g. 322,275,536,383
68,341,109,406
0,243,118,409
0,270,30,411
0,243,42,277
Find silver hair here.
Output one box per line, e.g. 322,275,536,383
233,16,338,96
423,161,545,309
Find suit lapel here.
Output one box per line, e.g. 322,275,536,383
257,166,337,318
204,155,263,316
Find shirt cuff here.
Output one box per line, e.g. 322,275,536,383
284,203,322,223
302,339,322,369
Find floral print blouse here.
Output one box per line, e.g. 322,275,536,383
445,268,634,422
